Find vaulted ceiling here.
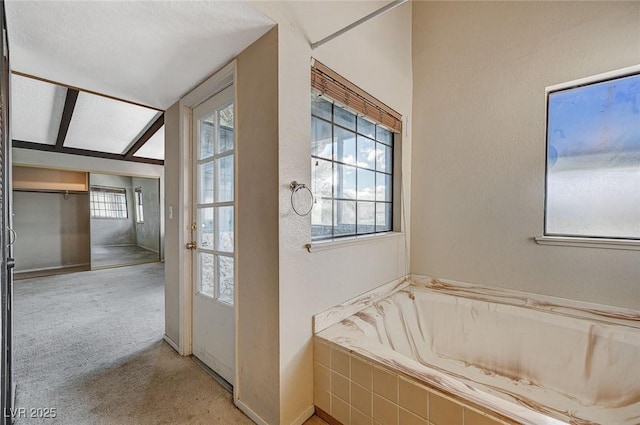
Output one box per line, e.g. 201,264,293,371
5,1,275,163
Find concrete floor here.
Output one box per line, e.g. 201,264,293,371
13,263,326,425
91,244,159,269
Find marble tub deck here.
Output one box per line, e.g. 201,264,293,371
314,276,640,425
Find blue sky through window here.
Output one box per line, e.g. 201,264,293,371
546,72,640,239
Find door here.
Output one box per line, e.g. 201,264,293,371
191,86,235,385
0,2,13,422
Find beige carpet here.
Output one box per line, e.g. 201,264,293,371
13,263,326,425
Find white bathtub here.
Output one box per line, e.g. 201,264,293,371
316,278,640,425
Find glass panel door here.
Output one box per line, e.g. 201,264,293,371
191,85,235,386
195,94,235,305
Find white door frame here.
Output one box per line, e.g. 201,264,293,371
176,60,238,394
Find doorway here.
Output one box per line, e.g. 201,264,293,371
89,173,161,269
191,85,236,386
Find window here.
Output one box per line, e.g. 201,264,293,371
134,187,144,223
90,186,128,219
311,93,394,240
545,70,640,240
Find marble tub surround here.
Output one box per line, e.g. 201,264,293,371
411,275,640,330
314,279,640,425
313,276,410,333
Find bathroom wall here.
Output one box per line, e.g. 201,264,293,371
250,2,413,423
411,2,640,309
90,173,136,246
236,27,280,425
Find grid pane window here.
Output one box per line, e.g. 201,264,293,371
311,91,394,240
90,187,128,219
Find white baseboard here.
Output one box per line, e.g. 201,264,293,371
290,405,315,425
163,334,181,354
236,399,270,425
234,401,314,425
16,263,90,274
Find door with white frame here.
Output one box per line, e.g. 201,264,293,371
191,85,235,385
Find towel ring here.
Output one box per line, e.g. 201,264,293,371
289,181,314,216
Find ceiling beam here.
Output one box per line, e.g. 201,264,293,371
12,71,163,112
13,140,164,166
55,88,79,150
124,113,164,160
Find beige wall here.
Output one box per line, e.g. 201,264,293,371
250,2,413,423
13,191,90,272
163,101,184,346
411,1,640,309
236,28,281,425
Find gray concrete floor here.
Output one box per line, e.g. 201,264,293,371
91,244,159,269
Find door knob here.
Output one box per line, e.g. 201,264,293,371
186,241,198,250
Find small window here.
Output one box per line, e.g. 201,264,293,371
90,186,128,219
311,92,394,240
134,187,144,223
545,71,640,240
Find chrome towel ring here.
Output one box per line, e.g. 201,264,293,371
289,181,314,216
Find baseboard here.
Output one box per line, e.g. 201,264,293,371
289,405,315,425
234,401,314,425
136,244,159,253
163,334,181,354
15,263,90,274
236,399,270,425
15,264,91,280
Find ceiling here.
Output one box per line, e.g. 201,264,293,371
5,0,274,164
12,74,165,163
5,1,275,110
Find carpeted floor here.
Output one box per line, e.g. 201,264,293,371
13,263,326,425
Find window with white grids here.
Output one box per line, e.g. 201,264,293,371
90,186,128,219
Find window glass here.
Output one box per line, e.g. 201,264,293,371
376,127,392,146
90,187,128,219
200,113,215,159
357,168,375,201
134,188,144,223
334,200,356,236
335,164,356,200
334,127,356,165
357,135,375,170
218,103,234,154
310,92,394,240
357,116,376,139
216,155,234,203
311,94,332,121
546,72,640,239
312,117,332,160
356,201,375,234
334,106,356,130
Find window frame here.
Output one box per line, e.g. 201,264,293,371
311,91,395,242
134,187,144,223
537,64,640,250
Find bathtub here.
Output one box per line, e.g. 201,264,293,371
313,277,640,425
